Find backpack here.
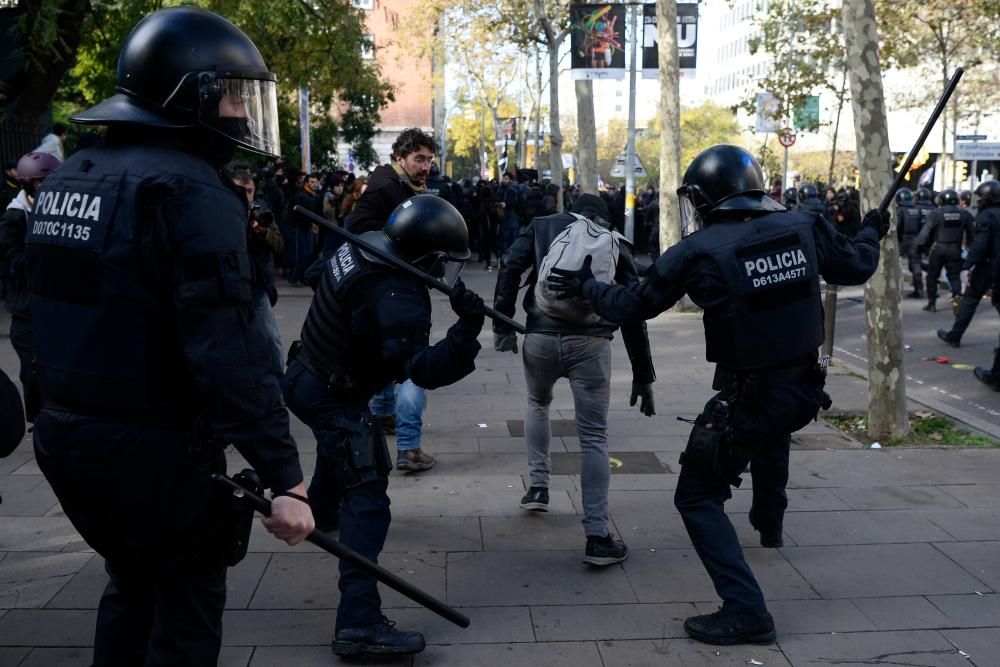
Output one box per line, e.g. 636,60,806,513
534,214,624,325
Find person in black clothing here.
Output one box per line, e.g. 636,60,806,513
915,189,974,313
549,145,883,646
474,179,498,269
1,160,20,209
283,195,484,656
939,180,1000,350
834,190,862,238
795,183,826,218
287,173,321,285
0,151,61,423
894,188,925,298
24,8,313,664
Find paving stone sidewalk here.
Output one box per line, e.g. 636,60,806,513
1,266,999,666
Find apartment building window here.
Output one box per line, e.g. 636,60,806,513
352,0,374,8
361,34,375,59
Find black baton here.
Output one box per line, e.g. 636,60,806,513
293,205,527,334
879,67,964,215
212,473,471,628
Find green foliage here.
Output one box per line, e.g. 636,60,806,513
824,412,997,447
43,0,391,167
635,102,740,183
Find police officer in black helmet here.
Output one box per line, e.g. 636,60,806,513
914,188,974,313
283,194,485,656
26,8,314,665
894,188,925,298
549,145,883,645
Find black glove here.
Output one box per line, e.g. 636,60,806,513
630,382,655,417
494,332,518,354
547,255,595,300
862,208,891,240
449,280,486,329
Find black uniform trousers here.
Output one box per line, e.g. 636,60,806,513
925,243,963,302
900,240,922,294
8,313,40,422
949,261,992,341
281,359,392,631
674,379,825,612
33,411,227,667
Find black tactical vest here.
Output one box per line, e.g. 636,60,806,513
685,212,824,370
899,206,923,238
935,206,965,244
26,145,250,415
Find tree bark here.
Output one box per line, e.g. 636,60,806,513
827,65,848,185
546,39,563,207
656,0,682,252
842,0,909,441
575,79,598,193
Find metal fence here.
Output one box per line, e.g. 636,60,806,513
0,115,48,165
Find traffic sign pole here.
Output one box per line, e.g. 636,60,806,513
624,3,639,245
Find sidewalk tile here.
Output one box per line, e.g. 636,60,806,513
940,628,1000,667
384,516,483,553
0,552,91,609
852,596,955,630
446,551,636,606
781,544,990,598
531,602,696,641
782,510,953,546
250,646,410,666
481,514,586,551
387,475,576,517
778,629,970,666
597,639,791,667
730,487,851,512
831,485,967,510
0,476,59,517
928,594,1000,627
223,610,330,646
751,599,875,635
934,542,1000,591
413,641,603,667
390,605,534,644
0,648,30,666
0,609,96,646
938,484,1000,508
0,518,83,552
924,509,1000,541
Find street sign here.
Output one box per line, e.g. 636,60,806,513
955,142,1000,161
793,96,820,133
778,128,796,148
956,134,987,141
610,149,647,178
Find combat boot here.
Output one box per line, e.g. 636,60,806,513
937,329,960,348
684,605,776,646
974,367,1000,391
922,301,936,312
332,617,425,656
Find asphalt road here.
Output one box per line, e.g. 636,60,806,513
830,269,1000,437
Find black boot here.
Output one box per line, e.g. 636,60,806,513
974,367,1000,391
937,329,960,348
332,617,425,656
922,301,936,312
684,605,776,646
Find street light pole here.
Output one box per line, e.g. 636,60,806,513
624,3,639,244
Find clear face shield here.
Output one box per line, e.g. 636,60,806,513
676,187,704,237
199,74,280,157
420,253,467,288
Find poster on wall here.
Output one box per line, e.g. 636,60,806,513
570,4,627,80
642,2,699,79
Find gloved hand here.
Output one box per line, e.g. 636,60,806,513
862,208,891,240
494,332,518,354
630,382,655,417
449,280,486,330
548,255,595,300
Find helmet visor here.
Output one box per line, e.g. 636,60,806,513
201,77,280,157
678,191,703,237
421,253,466,289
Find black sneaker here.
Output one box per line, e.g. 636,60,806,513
923,302,937,312
583,533,629,566
684,606,776,646
974,367,1000,391
332,616,425,656
937,329,960,348
519,486,549,512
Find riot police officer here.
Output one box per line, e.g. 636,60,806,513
282,194,485,656
25,8,314,665
915,189,974,312
894,188,925,298
781,185,798,209
549,145,883,645
940,180,1000,349
795,183,826,218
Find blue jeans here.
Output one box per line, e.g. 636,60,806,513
674,380,826,613
523,333,612,538
281,360,391,631
253,290,284,377
371,379,425,452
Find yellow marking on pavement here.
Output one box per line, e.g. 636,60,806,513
609,457,624,469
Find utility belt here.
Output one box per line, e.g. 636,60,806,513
288,340,365,400
713,359,827,399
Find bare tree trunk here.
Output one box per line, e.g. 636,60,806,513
827,65,848,185
534,45,542,173
843,0,909,441
546,37,563,209
575,79,598,193
656,0,682,252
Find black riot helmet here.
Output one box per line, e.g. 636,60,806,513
782,186,798,207
799,183,819,200
895,188,914,206
975,180,1000,208
915,188,933,204
363,195,471,286
676,145,784,234
70,7,280,156
939,189,959,207
959,190,972,207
